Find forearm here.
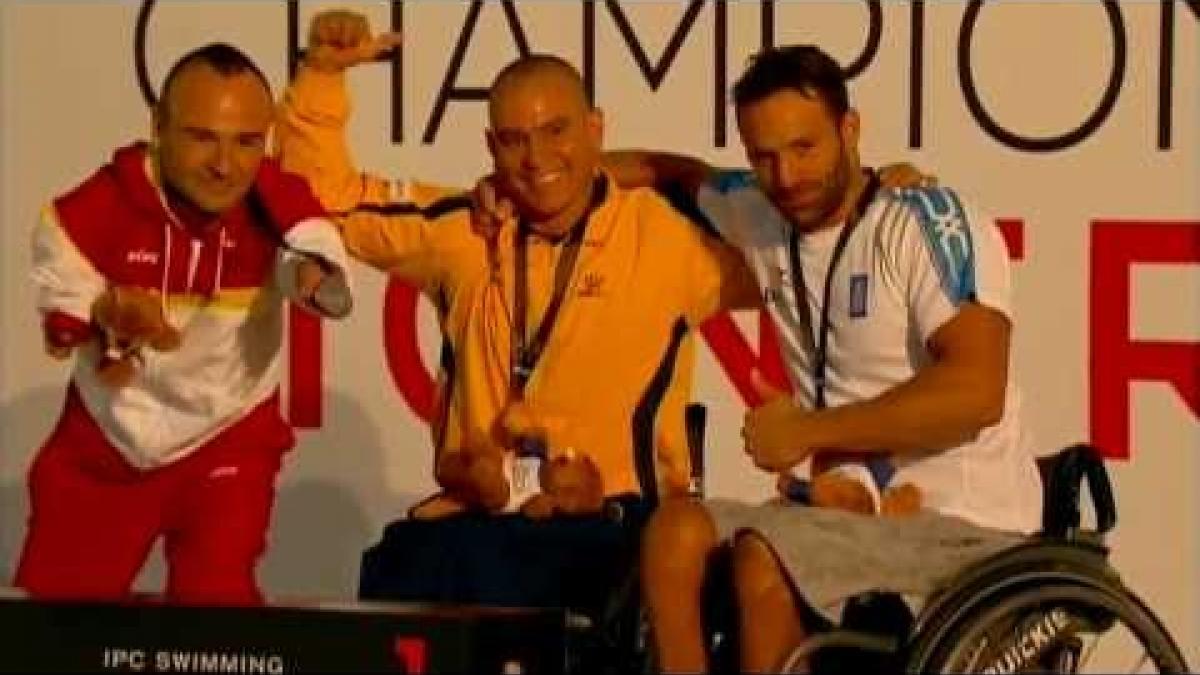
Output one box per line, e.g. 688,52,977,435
802,361,1004,458
32,207,107,325
602,150,713,194
275,68,364,211
276,65,404,221
279,68,451,282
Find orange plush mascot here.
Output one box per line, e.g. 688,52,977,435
89,286,182,388
411,402,605,520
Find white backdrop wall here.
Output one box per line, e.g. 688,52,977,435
1,1,1196,663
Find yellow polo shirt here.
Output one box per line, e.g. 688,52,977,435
277,67,758,498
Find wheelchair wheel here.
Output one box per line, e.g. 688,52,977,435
912,582,1187,673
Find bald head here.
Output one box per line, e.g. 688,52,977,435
488,54,590,123
159,43,272,124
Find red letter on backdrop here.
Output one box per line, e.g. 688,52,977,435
288,281,437,428
996,218,1025,260
1091,221,1200,459
700,312,791,407
383,280,437,423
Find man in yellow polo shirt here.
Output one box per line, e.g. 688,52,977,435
274,10,758,622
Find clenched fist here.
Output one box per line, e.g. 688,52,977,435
305,9,401,73
742,370,812,473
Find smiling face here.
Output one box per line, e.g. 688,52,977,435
486,60,603,238
736,88,860,234
154,62,274,215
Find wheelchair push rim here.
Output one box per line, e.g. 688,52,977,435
914,582,1188,673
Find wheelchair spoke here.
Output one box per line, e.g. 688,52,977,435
1078,632,1099,669
1072,627,1159,673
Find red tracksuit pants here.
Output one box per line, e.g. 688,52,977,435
13,386,293,605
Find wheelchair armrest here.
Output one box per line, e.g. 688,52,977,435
1039,443,1117,538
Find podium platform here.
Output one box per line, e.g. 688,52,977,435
0,588,570,673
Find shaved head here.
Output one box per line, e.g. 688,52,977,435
486,54,603,237
488,54,590,123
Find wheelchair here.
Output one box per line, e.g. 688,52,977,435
580,404,1188,674
760,443,1190,674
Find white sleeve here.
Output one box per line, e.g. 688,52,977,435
275,216,354,317
31,205,107,321
888,188,1013,344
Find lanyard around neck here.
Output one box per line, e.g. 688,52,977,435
786,169,881,409
510,176,606,397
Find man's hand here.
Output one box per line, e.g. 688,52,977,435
305,9,401,73
878,162,937,189
294,256,353,318
470,176,515,243
743,371,813,473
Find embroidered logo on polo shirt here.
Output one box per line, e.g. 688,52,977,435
577,272,605,298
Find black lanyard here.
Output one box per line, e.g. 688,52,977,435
786,169,881,410
510,177,606,396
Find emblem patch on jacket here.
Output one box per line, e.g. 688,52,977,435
849,274,869,318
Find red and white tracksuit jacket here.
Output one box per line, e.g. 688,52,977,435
32,142,350,469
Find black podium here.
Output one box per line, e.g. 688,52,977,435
0,589,569,673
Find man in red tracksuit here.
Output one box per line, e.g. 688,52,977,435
13,43,352,605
